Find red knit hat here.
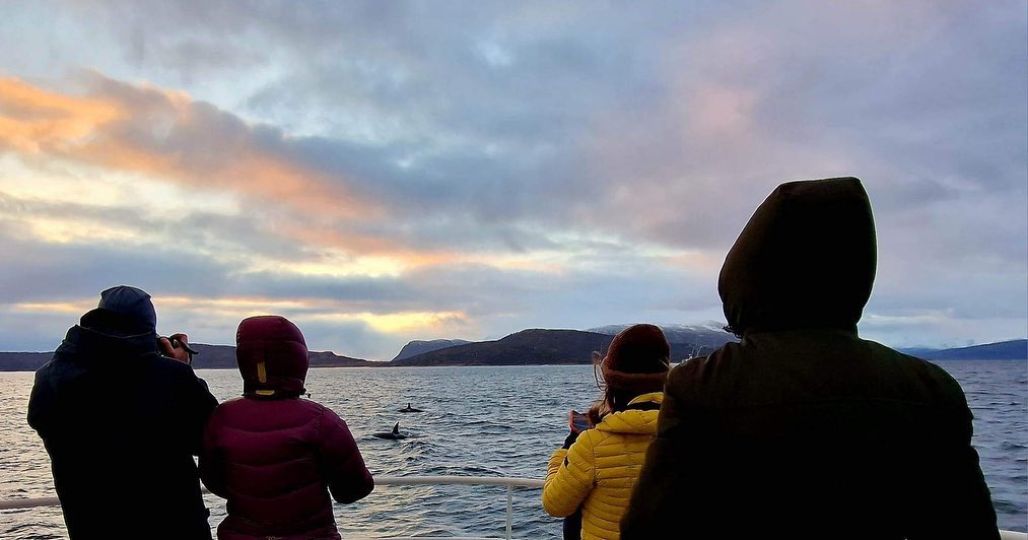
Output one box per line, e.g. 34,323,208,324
600,324,670,394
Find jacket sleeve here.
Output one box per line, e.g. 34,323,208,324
906,381,999,540
620,362,693,538
542,430,595,518
27,367,54,435
187,374,218,455
318,409,374,504
198,409,229,498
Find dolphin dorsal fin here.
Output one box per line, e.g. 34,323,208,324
392,422,399,435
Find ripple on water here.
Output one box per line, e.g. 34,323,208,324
2,362,1026,537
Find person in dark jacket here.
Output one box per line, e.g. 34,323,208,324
620,178,999,539
27,285,218,540
200,315,374,540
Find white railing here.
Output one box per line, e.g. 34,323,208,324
375,475,543,540
2,476,1025,540
0,495,60,511
0,475,544,540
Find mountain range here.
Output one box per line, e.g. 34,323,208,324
899,339,1027,361
0,343,373,371
1,330,1023,372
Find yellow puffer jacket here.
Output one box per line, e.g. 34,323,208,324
542,392,663,540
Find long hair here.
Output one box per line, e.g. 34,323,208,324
588,351,611,424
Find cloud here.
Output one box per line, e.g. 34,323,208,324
0,78,122,153
0,74,375,219
0,1,1024,356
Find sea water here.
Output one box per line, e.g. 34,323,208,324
1,361,1025,538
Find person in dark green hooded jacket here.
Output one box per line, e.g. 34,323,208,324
620,178,998,539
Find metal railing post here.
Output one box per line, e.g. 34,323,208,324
505,484,513,540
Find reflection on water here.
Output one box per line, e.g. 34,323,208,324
1,361,1025,538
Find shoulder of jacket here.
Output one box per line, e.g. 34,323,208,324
214,396,247,409
302,399,336,415
574,426,607,450
595,408,659,436
33,357,59,378
664,344,744,407
265,397,336,424
208,396,247,420
306,401,348,430
867,341,969,405
666,354,713,392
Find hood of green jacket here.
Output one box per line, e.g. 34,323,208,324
718,177,877,336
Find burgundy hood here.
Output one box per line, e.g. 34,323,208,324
236,316,308,398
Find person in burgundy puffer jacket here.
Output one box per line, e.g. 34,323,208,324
201,315,374,540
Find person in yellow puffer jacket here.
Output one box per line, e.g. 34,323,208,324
542,324,671,540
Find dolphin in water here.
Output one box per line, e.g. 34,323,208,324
399,402,423,413
373,422,407,440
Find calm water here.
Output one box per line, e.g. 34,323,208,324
0,361,1025,538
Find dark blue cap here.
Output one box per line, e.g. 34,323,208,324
97,285,157,331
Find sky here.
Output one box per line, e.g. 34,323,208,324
0,1,1025,360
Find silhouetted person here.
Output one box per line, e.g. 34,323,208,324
28,285,218,539
200,316,373,540
620,178,998,539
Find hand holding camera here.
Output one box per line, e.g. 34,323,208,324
158,333,198,365
569,410,592,434
563,409,594,448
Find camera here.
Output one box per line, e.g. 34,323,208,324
158,335,199,364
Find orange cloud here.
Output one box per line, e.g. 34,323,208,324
13,296,471,336
0,75,441,265
0,78,122,153
0,75,550,274
0,75,372,223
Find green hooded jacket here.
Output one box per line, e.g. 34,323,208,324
621,178,997,539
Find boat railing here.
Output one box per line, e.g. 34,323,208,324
1,475,1025,540
0,475,544,540
375,475,543,539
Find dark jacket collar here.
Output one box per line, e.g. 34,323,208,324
56,319,159,365
740,327,860,344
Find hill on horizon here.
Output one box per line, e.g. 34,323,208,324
912,339,1027,361
391,339,472,362
0,344,374,371
390,328,724,367
588,323,737,348
188,344,374,369
391,329,611,367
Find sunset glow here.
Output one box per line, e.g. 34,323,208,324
0,2,1024,360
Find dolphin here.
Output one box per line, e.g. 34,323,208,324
399,402,423,413
373,422,407,440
